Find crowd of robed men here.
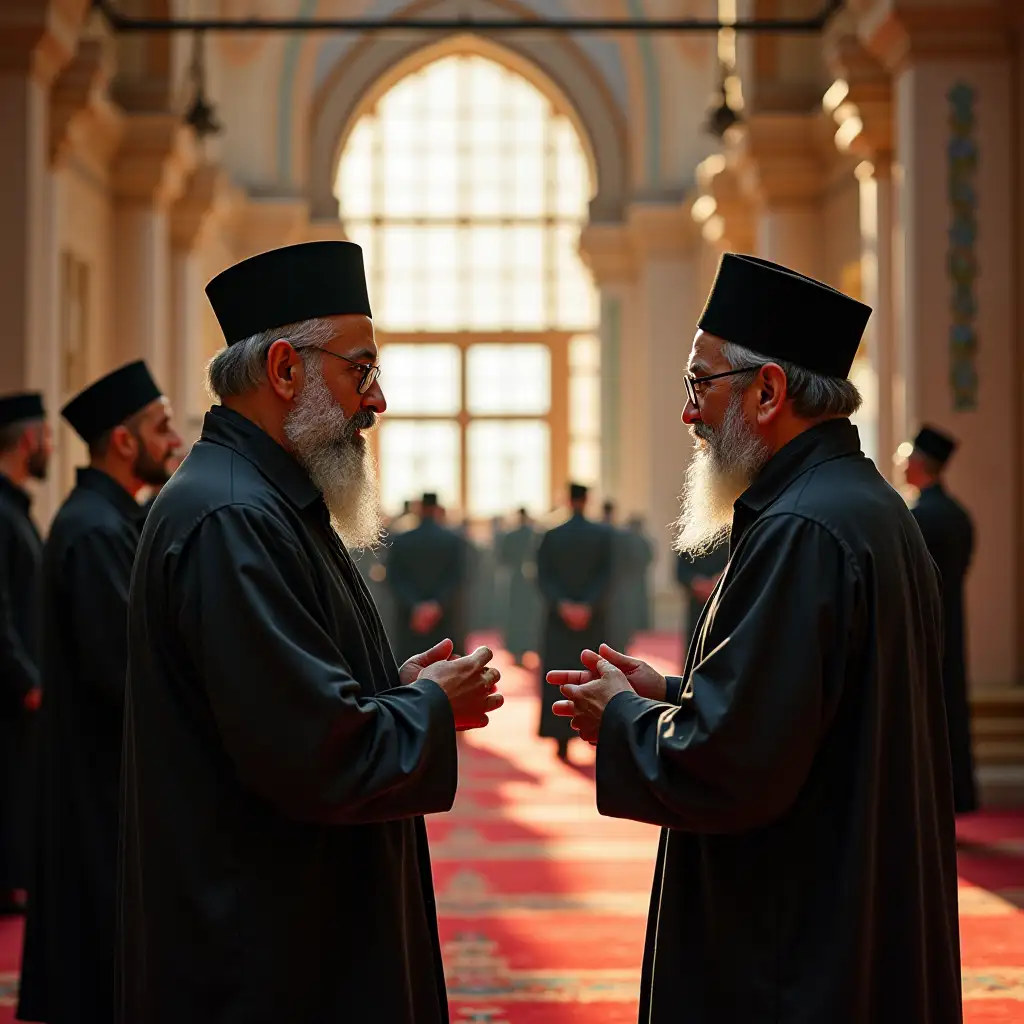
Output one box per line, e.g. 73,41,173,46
354,488,661,761
0,240,979,1023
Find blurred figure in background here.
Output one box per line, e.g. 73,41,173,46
0,393,50,915
904,425,978,815
675,546,728,672
499,508,542,667
621,515,655,643
537,483,612,762
389,492,466,661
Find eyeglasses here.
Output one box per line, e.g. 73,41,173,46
317,349,382,394
684,366,764,410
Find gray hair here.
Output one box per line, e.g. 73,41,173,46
720,341,862,420
0,419,40,456
206,317,337,401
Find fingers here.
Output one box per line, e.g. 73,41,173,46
598,644,640,670
463,646,493,669
551,699,576,718
482,692,504,713
481,666,501,690
546,669,596,687
418,638,454,665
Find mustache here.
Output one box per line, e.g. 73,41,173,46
691,422,714,443
349,409,378,432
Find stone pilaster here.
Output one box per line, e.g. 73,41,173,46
621,202,703,629
734,112,829,279
853,0,1020,703
111,113,197,392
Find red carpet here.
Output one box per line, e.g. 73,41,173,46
0,633,1021,1021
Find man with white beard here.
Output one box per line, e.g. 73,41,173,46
117,241,504,1024
548,254,962,1022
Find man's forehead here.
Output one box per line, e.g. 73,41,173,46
688,329,725,372
330,313,377,359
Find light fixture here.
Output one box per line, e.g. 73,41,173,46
184,31,222,139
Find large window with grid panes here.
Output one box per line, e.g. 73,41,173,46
336,52,600,519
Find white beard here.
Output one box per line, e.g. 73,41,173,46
673,389,772,557
283,354,384,550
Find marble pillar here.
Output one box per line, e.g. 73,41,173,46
170,164,232,446
111,114,196,391
737,112,828,279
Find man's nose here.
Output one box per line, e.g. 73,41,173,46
362,380,386,415
682,399,700,425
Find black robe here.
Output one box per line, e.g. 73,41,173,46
498,525,542,662
18,468,145,1024
117,406,458,1024
0,473,42,893
536,513,612,740
387,519,466,662
676,545,728,670
913,482,977,813
596,421,961,1023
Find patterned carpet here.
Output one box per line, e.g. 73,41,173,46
0,633,1021,1021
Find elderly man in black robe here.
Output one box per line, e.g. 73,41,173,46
117,241,503,1024
549,254,961,1022
0,393,50,915
537,483,612,762
387,492,466,662
18,361,181,1024
904,424,978,814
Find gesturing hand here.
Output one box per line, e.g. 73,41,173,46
418,645,504,731
546,649,634,744
399,638,457,686
546,646,668,702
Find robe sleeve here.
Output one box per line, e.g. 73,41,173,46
65,524,136,708
0,525,38,708
175,504,458,825
596,513,861,834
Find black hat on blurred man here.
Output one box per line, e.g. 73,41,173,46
206,241,372,345
569,483,588,502
698,254,872,379
61,361,162,445
0,393,45,430
913,426,957,467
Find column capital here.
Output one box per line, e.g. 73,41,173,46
692,157,756,254
578,222,636,286
113,113,198,209
823,28,894,162
49,34,122,170
234,197,311,261
850,1,1011,73
170,164,237,252
0,0,91,86
624,202,701,261
733,112,830,207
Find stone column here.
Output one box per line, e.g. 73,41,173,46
825,24,898,477
0,0,87,395
111,114,196,390
860,1,1018,692
623,202,703,630
169,164,231,447
736,112,828,279
578,221,637,505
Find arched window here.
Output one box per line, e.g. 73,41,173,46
336,52,600,518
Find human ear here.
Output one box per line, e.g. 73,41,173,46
755,363,788,425
266,340,302,401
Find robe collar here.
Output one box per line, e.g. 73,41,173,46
200,405,321,510
76,467,147,523
732,418,863,549
0,472,32,516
